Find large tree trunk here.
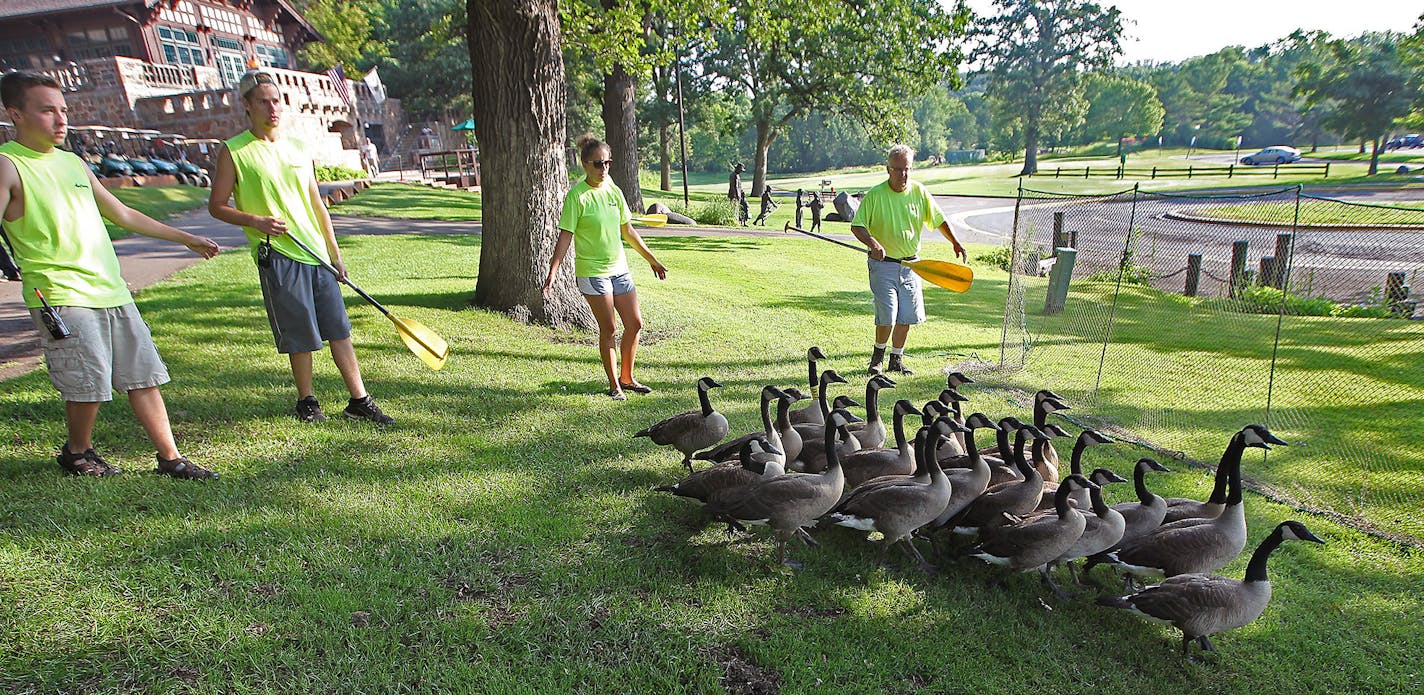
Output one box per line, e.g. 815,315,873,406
601,64,644,213
752,118,777,198
468,0,592,328
1368,136,1382,176
1020,113,1040,176
658,122,671,191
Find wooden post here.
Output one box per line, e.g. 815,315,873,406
1273,164,1279,179
1044,248,1077,315
1324,162,1330,178
1084,167,1090,179
1185,253,1202,296
1228,164,1234,178
1272,233,1293,288
1070,229,1078,249
1051,212,1067,256
1229,239,1249,298
1151,166,1157,179
1188,165,1194,178
1386,272,1408,315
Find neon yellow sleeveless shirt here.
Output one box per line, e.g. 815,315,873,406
223,130,329,265
558,179,631,277
0,141,131,309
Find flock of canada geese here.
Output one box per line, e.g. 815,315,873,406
636,347,1327,660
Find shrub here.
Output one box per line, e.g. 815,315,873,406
1086,264,1155,286
315,164,368,182
976,245,1014,271
692,196,738,226
1201,283,1404,318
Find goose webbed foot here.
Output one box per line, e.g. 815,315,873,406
795,528,819,547
1066,561,1083,586
901,540,938,575
1040,566,1074,601
1197,635,1216,653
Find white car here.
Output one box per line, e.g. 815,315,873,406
1241,146,1302,165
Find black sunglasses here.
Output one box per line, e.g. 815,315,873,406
587,159,614,167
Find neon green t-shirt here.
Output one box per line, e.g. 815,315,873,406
0,141,131,309
558,178,631,277
223,130,329,265
851,180,945,260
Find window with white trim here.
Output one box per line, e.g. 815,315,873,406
157,26,205,66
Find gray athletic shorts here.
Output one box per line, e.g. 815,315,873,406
258,251,352,354
868,257,925,326
29,303,170,402
577,272,635,297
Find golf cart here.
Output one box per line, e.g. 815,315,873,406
157,133,211,186
112,128,159,176
70,125,133,178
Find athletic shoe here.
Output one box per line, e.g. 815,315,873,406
867,346,886,376
345,395,395,425
156,455,219,480
57,444,122,476
888,353,913,375
296,396,326,422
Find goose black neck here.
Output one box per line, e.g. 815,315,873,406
1134,460,1157,504
1034,400,1049,428
963,428,981,466
699,385,714,417
1054,480,1075,518
912,429,930,476
893,406,909,451
823,416,841,471
807,357,819,395
995,422,1013,455
1243,526,1286,582
1089,483,1109,515
1070,436,1088,475
759,389,775,432
1204,435,1243,504
817,374,833,416
1221,433,1246,505
864,381,881,424
1014,430,1038,479
775,396,793,429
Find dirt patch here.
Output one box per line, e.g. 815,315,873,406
713,645,780,695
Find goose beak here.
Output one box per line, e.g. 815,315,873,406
1143,458,1170,473
764,445,784,457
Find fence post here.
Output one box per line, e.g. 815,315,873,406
1229,164,1234,178
1272,233,1293,288
1324,162,1330,178
1273,164,1279,179
1044,248,1077,315
1051,212,1068,255
1084,167,1090,179
1070,229,1078,249
1259,256,1277,289
1229,239,1249,298
1185,253,1202,297
1151,166,1157,179
1054,167,1061,179
1188,165,1194,179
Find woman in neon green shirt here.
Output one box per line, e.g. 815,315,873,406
543,135,667,401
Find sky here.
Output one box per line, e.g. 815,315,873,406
962,0,1422,65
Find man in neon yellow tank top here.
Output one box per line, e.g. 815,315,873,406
0,72,221,479
851,144,967,376
208,70,393,425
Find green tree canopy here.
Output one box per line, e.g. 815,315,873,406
1294,33,1419,174
1078,72,1164,149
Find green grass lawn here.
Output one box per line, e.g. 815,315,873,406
332,182,483,221
1185,200,1424,226
106,185,211,239
1,231,1420,691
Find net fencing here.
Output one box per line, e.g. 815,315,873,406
983,184,1423,547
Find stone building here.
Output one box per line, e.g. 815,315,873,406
0,1,403,168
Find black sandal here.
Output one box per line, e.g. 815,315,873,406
57,445,123,477
156,455,219,480
607,388,627,401
618,381,653,394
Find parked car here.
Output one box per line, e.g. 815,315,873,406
1404,134,1424,148
1241,146,1302,165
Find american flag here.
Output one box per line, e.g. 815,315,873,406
326,64,353,108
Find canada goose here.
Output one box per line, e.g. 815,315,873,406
966,473,1097,599
1162,455,1231,524
771,388,808,463
656,436,784,504
947,371,975,390
634,376,731,470
845,374,898,449
949,423,1049,536
928,412,1001,531
788,347,829,425
942,414,1019,481
921,399,949,427
839,399,921,491
1031,419,1072,481
1098,520,1326,660
828,419,958,573
934,388,971,458
1034,429,1115,511
695,386,791,466
1083,458,1173,588
711,409,853,568
1100,425,1286,580
1050,467,1128,586
978,390,1065,456
791,369,851,431
795,400,863,473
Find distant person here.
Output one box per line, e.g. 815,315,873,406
794,189,805,229
808,191,824,233
753,184,779,226
728,162,749,225
362,138,379,177
208,70,394,425
0,71,221,479
851,144,967,376
544,134,667,401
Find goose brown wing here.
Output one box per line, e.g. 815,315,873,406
670,464,761,503
1115,519,1218,572
636,410,703,445
1128,574,1240,623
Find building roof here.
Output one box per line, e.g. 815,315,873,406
0,1,146,21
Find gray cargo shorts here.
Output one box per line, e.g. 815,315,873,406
30,303,170,402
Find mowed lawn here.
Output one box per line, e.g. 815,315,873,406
0,232,1420,692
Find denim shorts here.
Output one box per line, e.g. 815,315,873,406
30,303,170,402
868,257,925,326
576,272,635,297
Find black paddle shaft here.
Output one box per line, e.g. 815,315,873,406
282,233,394,318
784,223,910,264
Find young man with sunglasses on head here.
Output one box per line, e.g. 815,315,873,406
208,70,394,425
0,71,221,479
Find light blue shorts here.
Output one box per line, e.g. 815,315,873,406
868,257,924,326
577,272,635,297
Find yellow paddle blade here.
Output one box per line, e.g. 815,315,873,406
631,213,668,227
389,314,450,370
907,258,974,293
